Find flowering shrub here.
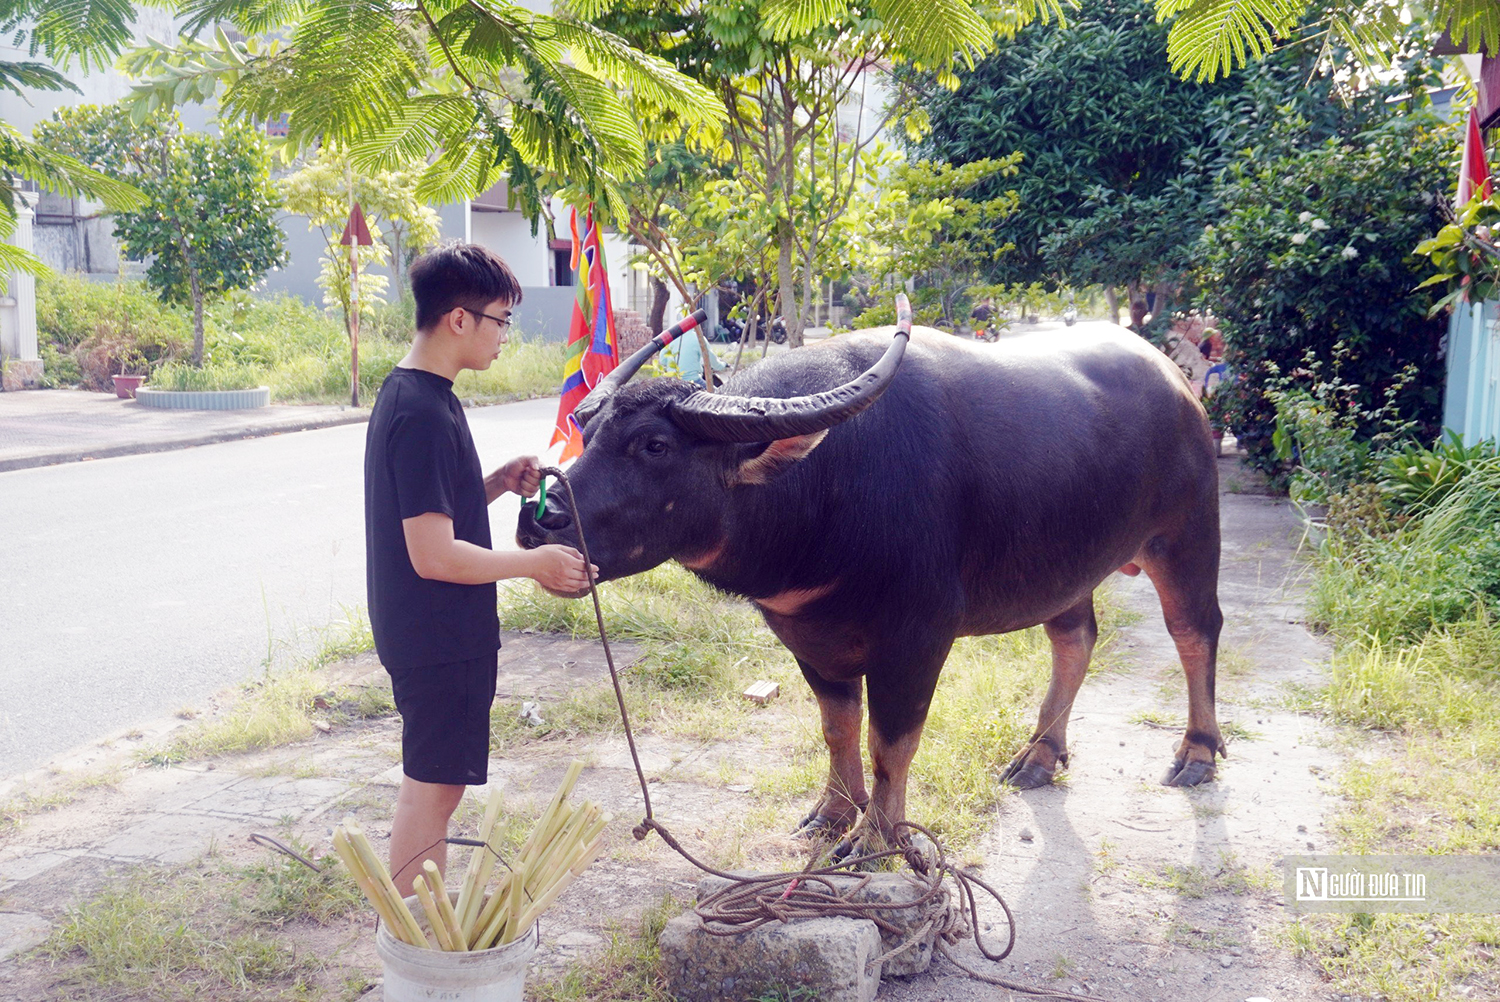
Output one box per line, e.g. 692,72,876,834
1195,114,1453,473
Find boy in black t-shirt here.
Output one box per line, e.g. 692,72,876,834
365,242,595,889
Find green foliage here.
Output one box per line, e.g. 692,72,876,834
35,104,286,365
912,0,1239,296
590,0,1033,343
34,274,563,403
1153,0,1497,83
1414,191,1500,313
282,147,442,322
1378,434,1497,517
118,8,724,221
862,155,1022,323
1196,114,1452,472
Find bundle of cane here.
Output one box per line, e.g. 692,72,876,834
333,759,610,950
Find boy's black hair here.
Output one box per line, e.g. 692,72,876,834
410,241,524,332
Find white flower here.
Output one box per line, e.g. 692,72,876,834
1292,233,1308,245
1341,246,1359,260
1298,210,1313,223
1364,233,1378,242
1310,218,1329,231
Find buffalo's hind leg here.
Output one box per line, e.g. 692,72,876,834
792,663,868,840
1000,594,1098,789
1139,528,1226,786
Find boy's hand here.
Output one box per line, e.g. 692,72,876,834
530,545,598,596
486,455,542,502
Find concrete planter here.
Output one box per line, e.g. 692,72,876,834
135,386,271,410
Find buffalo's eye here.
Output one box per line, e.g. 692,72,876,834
643,439,669,458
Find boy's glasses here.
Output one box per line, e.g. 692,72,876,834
474,310,512,330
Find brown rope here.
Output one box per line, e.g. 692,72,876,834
537,466,1110,1002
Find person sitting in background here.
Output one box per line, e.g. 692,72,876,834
660,326,728,389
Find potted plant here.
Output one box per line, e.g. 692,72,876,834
111,348,150,399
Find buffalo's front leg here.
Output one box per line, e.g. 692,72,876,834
793,663,867,839
840,635,951,855
1001,595,1098,789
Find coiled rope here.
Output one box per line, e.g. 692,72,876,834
538,466,1110,1002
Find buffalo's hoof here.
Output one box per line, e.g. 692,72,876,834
999,760,1056,790
1000,744,1068,790
793,812,850,841
1162,758,1216,787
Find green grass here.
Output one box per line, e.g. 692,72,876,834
138,613,391,766
1132,852,1274,899
35,273,567,405
1287,465,1500,1002
528,892,684,1002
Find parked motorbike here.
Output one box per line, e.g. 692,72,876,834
1063,306,1078,327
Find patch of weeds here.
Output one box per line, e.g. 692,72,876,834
1129,709,1179,729
528,891,684,1002
236,840,363,926
0,788,73,835
1135,852,1270,899
1220,720,1263,742
37,866,320,1000
137,617,386,766
748,988,821,1002
1282,913,1500,1002
1049,953,1075,980
1164,920,1240,951
1095,837,1121,876
336,682,397,721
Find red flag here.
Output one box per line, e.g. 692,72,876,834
1457,107,1493,209
550,205,619,461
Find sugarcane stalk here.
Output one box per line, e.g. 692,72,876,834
502,859,534,944
414,873,458,951
521,760,584,864
424,860,469,950
333,829,420,947
456,786,504,934
345,821,429,947
468,868,513,949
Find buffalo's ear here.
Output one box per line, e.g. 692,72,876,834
729,430,827,486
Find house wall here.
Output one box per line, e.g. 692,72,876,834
1444,299,1500,444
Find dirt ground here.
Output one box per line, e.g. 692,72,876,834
0,450,1356,1002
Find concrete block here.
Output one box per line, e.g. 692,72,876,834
697,871,952,977
659,913,881,1002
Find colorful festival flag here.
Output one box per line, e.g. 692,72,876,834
550,206,619,461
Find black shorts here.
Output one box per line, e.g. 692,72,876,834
388,651,498,786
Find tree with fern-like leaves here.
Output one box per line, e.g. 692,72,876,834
117,0,726,222
1152,0,1495,81
0,0,145,286
582,0,1058,347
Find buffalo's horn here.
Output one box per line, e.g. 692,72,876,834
668,293,912,443
572,308,709,428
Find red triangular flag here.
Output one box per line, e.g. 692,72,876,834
1456,107,1493,210
339,202,373,246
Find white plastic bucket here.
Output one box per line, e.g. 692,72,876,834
375,892,538,1002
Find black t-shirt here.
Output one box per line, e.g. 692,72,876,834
364,367,499,670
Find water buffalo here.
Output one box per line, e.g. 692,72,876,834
517,304,1224,851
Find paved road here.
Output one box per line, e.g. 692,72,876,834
0,397,560,780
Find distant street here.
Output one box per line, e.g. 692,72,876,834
0,396,559,780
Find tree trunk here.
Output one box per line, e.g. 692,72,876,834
1127,281,1149,331
775,216,803,348
647,275,670,335
1105,286,1120,326
191,281,205,367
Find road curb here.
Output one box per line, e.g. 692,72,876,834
0,410,371,474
